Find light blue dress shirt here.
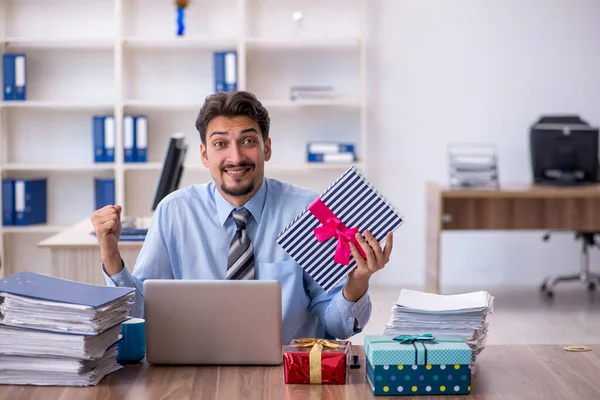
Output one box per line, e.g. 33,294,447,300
102,177,372,344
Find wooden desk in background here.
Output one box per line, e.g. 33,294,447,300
2,345,600,400
38,219,143,285
426,182,600,293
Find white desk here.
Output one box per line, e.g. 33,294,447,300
38,219,143,285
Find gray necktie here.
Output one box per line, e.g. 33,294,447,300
226,208,255,280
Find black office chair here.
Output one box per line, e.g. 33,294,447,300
540,232,600,297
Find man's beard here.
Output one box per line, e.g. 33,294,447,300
221,180,255,196
220,161,256,197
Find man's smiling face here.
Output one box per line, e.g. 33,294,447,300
200,115,271,206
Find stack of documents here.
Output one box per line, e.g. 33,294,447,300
0,271,135,386
447,143,499,189
383,289,494,373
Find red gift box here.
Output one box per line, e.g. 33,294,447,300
283,338,351,384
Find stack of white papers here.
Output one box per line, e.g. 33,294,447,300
383,289,494,373
0,271,135,386
0,345,121,386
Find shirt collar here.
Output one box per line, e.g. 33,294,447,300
215,178,267,226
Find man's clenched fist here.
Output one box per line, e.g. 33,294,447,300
91,205,124,276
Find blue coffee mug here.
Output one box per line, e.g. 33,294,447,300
116,318,146,363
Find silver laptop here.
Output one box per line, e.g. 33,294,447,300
143,279,282,365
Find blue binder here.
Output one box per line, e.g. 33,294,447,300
92,116,105,162
14,178,47,226
307,142,355,154
104,116,115,162
2,179,15,226
214,51,237,92
94,178,115,210
0,271,134,308
123,115,135,163
3,53,26,101
307,152,356,163
134,115,148,162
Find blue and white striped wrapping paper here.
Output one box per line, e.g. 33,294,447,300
276,165,405,292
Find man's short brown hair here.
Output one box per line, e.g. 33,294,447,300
195,91,270,145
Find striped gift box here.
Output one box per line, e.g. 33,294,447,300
276,165,405,291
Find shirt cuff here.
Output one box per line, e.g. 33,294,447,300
337,289,371,333
101,263,135,288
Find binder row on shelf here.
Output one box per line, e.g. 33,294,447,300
1,177,115,226
306,141,356,164
93,115,148,163
3,53,26,101
2,178,47,226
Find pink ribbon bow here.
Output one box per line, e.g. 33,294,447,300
308,198,366,265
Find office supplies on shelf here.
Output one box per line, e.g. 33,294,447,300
214,51,237,92
94,178,115,211
290,85,335,101
13,178,47,226
307,141,356,164
0,272,134,386
134,115,148,162
123,115,135,162
2,179,15,226
530,115,599,186
383,288,494,375
3,53,26,101
447,143,499,189
92,115,116,163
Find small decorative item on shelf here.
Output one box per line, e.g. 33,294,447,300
447,143,499,189
175,0,190,36
292,11,306,37
306,141,356,164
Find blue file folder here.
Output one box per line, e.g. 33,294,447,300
214,51,237,92
94,178,115,210
2,179,15,226
93,116,105,163
134,115,148,162
14,178,47,226
3,53,26,101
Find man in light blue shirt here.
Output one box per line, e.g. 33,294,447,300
91,91,394,344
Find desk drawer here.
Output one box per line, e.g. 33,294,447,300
442,198,600,230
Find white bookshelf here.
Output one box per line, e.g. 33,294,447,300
0,0,367,279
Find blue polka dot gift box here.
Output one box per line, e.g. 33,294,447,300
364,334,472,396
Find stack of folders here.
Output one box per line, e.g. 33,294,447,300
306,141,356,164
383,289,494,375
0,272,135,386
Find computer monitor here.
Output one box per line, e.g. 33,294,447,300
151,134,188,210
530,115,599,186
